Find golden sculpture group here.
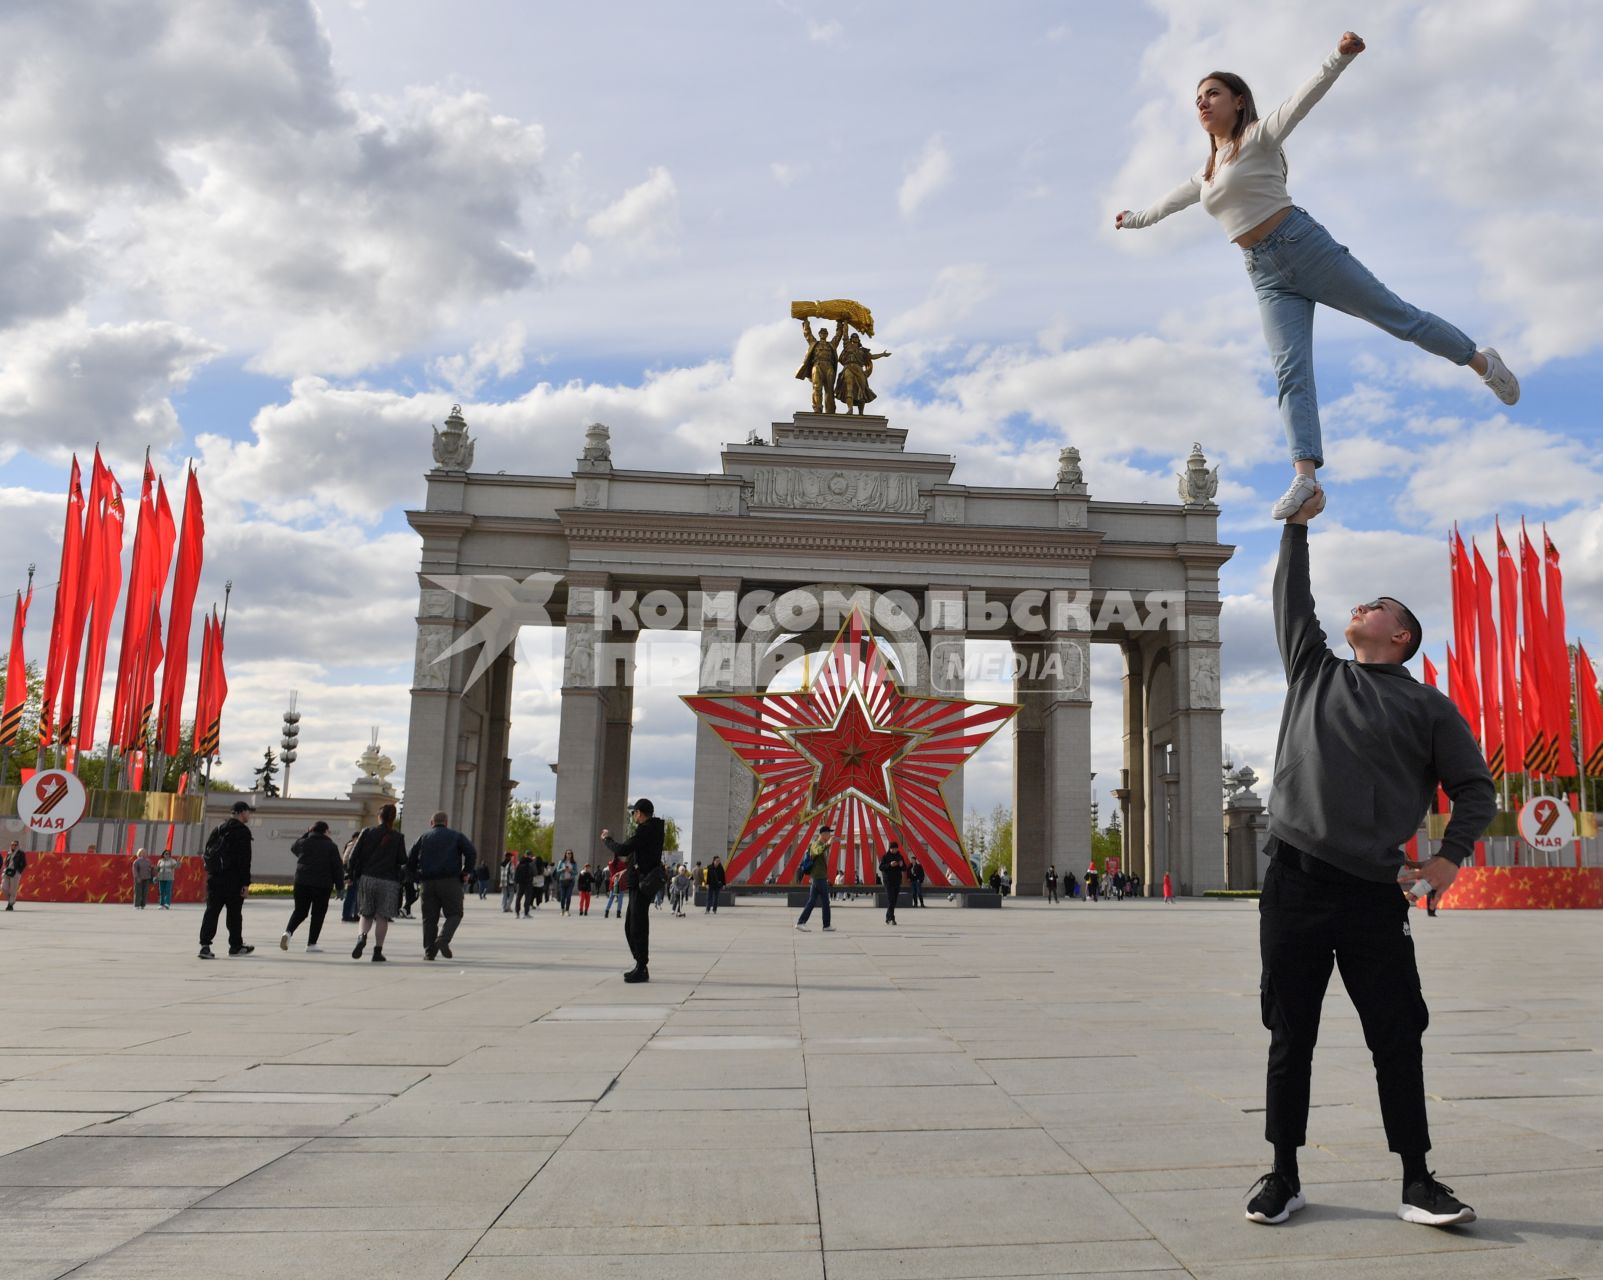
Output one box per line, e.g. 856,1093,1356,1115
791,299,892,416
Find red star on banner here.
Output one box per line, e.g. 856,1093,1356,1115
684,609,1017,888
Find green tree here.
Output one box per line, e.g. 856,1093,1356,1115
663,816,681,852
0,658,43,785
252,748,281,798
505,797,553,859
980,803,1013,882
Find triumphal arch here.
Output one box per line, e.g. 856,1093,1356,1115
403,303,1235,894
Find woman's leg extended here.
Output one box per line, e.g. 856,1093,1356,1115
1298,229,1476,366
1253,280,1322,468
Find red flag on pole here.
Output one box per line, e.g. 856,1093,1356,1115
1495,520,1525,775
192,613,214,755
56,449,108,747
1543,529,1575,776
1519,521,1551,775
1421,655,1450,812
1577,640,1603,781
201,610,228,759
1449,529,1480,740
38,457,85,749
1,585,32,748
111,457,159,750
158,467,204,755
1446,643,1477,736
75,456,126,753
1577,643,1603,779
134,477,177,749
1472,541,1503,781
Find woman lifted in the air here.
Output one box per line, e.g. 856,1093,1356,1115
1115,31,1519,520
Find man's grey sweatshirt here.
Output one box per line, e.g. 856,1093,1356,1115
1270,525,1496,881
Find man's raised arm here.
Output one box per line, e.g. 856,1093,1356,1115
1274,506,1330,684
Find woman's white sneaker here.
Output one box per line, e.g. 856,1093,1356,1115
1271,474,1320,521
1477,346,1520,406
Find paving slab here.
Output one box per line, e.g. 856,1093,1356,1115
0,897,1598,1279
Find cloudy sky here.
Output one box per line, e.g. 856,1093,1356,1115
2,0,1600,851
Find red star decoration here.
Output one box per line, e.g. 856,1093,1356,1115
786,688,922,818
684,609,1017,888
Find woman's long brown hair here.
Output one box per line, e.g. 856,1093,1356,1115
1199,71,1261,181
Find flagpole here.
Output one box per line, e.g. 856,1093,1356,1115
198,580,231,849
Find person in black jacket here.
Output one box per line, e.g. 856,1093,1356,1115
907,853,926,907
199,800,256,959
703,856,726,914
879,841,908,925
3,840,28,909
601,798,666,983
409,810,477,961
513,851,536,917
348,803,406,962
280,821,344,953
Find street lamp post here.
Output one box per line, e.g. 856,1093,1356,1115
280,692,300,799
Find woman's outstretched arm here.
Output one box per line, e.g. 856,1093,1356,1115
1257,32,1365,149
1115,174,1202,230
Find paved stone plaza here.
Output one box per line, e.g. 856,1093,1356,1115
0,895,1598,1279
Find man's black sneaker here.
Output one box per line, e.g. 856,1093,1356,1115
623,967,649,983
198,946,215,960
229,945,255,956
424,947,437,961
1245,1171,1306,1224
1399,1174,1476,1226
352,935,367,960
439,944,453,959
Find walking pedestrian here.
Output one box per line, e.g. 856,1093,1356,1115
671,865,691,916
500,852,517,912
1045,865,1059,903
475,862,490,900
348,803,406,963
514,851,536,917
1245,490,1494,1229
602,855,626,918
577,864,594,916
3,840,27,910
907,854,926,907
281,821,344,952
704,856,726,913
794,826,835,932
1064,870,1078,900
1163,871,1174,904
600,798,667,983
1113,31,1519,522
155,849,178,908
879,841,907,925
340,832,361,922
131,848,154,909
198,800,255,959
1084,865,1100,903
409,810,476,961
556,850,577,915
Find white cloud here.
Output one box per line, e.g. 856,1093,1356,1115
898,135,952,219
807,19,842,44
0,317,219,463
428,323,528,397
586,165,678,250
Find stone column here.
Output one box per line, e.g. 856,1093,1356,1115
596,636,637,844
1171,608,1225,894
401,516,472,841
552,573,610,863
470,646,515,868
1011,672,1047,894
692,577,744,862
1041,633,1093,895
925,586,967,830
1225,788,1267,889
1121,639,1148,887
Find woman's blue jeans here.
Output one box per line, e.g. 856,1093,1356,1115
1244,208,1476,468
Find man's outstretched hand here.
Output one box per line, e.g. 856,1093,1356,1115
1285,486,1326,525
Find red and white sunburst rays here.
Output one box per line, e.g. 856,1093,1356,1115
682,611,1017,889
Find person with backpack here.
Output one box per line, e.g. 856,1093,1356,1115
600,798,667,983
281,821,344,953
348,803,406,962
408,810,476,961
794,826,835,933
199,800,256,959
